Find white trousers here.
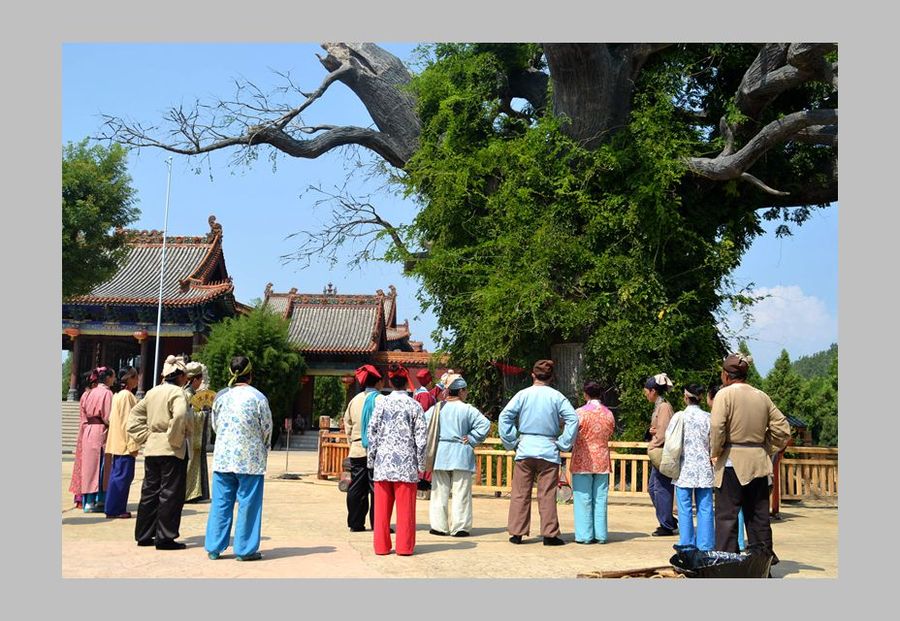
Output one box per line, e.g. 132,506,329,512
429,469,474,535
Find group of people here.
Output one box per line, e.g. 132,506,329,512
69,348,790,566
68,354,272,561
343,353,790,562
642,353,791,560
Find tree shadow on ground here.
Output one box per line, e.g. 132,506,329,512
261,546,337,559
771,559,825,577
180,534,273,547
465,526,511,537
605,531,648,543
412,541,478,555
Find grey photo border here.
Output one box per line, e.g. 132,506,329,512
10,0,882,614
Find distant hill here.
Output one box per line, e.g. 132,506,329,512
792,343,837,379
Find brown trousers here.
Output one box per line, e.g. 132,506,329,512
507,457,561,538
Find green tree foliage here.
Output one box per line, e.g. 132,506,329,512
314,376,347,421
792,343,838,379
62,353,72,400
764,347,838,446
398,44,810,438
62,139,140,299
196,307,306,445
738,341,765,387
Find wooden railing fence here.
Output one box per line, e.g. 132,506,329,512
316,432,837,503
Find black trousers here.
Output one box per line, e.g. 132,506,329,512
135,455,188,544
714,467,773,555
346,457,375,530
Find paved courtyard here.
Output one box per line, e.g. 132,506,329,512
61,451,837,579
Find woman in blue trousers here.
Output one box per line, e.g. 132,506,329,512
671,384,715,550
570,381,616,544
205,356,272,561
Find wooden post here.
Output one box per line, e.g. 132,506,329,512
64,328,81,401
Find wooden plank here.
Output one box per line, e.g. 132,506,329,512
642,459,649,495
486,454,493,490
506,455,513,489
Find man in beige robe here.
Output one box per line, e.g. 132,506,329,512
710,352,791,559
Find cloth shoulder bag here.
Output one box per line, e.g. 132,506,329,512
659,411,685,479
424,401,442,472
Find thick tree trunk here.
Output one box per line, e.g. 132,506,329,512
543,43,669,150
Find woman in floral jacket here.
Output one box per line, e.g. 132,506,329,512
204,356,272,561
569,381,616,544
669,383,715,550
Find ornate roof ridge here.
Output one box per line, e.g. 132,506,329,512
122,214,223,245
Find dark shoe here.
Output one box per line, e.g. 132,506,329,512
593,538,607,544
155,540,187,550
236,552,262,561
207,551,220,560
509,535,523,544
452,531,470,537
575,540,594,545
651,527,675,537
429,528,449,536
390,527,395,534
136,539,156,547
349,526,367,532
106,512,132,519
543,536,566,546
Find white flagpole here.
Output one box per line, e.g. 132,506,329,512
153,157,174,387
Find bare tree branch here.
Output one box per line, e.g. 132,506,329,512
740,172,790,196
686,109,838,180
280,184,413,269
97,43,421,169
793,124,838,147
736,43,837,120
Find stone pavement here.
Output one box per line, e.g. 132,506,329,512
61,452,837,579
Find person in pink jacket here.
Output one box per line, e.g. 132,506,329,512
569,381,616,544
79,367,115,512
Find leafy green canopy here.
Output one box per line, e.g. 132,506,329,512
196,307,306,438
397,44,831,439
764,347,838,447
314,376,347,421
62,139,140,299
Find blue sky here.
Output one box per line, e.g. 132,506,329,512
62,43,838,376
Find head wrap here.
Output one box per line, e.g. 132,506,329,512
198,363,210,391
448,376,467,391
388,364,410,381
437,369,456,389
228,359,252,386
683,385,702,400
355,364,382,386
645,372,674,391
162,355,187,378
532,359,554,378
723,352,752,377
415,369,433,385
185,361,204,379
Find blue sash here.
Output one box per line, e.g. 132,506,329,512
359,391,379,449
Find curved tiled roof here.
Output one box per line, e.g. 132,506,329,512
68,216,232,307
288,304,382,353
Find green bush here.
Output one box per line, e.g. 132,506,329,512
196,307,306,446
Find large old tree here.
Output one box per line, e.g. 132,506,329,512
102,43,837,436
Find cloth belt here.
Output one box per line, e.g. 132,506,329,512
724,442,764,447
84,418,107,425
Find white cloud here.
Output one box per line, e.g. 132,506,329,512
719,285,838,375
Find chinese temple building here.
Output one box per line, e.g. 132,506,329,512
261,282,445,427
62,215,241,398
